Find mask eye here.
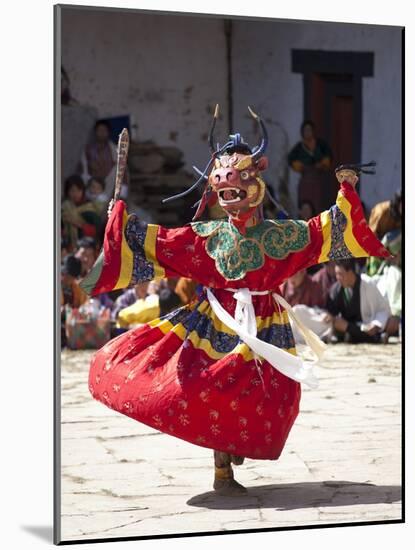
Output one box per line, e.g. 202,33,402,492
240,170,250,180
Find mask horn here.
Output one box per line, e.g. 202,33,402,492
208,104,220,153
248,106,268,160
359,161,376,174
162,157,215,204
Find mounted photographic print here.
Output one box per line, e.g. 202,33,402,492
54,3,403,544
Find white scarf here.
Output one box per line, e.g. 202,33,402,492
206,288,327,389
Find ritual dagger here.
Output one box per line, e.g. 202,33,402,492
112,127,130,206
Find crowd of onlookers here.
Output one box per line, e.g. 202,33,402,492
61,237,200,349
61,232,199,348
281,190,402,345
281,257,401,346
61,114,196,348
61,119,129,252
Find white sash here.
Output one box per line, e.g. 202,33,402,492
206,287,325,389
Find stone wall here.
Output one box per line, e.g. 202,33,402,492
231,20,402,210
61,8,230,174
60,8,402,215
61,104,98,188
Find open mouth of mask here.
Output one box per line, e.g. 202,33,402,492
218,187,248,204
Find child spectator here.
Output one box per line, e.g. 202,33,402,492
76,237,113,309
61,254,88,347
61,254,88,308
75,237,99,277
86,176,109,213
62,175,102,251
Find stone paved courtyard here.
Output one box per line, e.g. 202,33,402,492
59,342,402,542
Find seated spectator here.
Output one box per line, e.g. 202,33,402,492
117,292,160,328
61,236,70,262
369,229,402,320
312,261,336,305
327,259,396,343
281,269,326,309
159,287,182,317
111,282,151,322
76,237,113,310
298,199,316,221
368,189,402,239
376,262,402,320
61,254,88,308
367,229,401,276
62,175,103,251
75,236,99,277
86,176,109,214
174,277,198,305
116,279,182,328
280,268,331,343
61,254,88,348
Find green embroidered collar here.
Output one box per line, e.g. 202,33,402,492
191,219,310,280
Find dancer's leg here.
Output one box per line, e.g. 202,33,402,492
213,450,247,495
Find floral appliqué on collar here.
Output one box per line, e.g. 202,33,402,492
191,219,310,280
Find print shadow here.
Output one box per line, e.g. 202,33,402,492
20,525,53,543
187,481,402,511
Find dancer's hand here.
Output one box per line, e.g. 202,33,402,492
335,169,359,188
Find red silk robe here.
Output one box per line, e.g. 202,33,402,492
81,182,389,460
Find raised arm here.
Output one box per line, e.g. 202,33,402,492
309,178,390,265
269,175,391,284
80,200,199,296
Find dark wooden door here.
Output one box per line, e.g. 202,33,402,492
308,73,359,208
292,50,374,210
